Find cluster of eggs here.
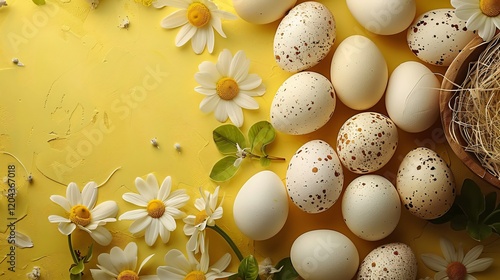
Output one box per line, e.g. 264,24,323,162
229,1,471,279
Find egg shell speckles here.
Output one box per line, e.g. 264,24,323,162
396,147,456,220
407,9,476,66
286,140,344,213
274,1,336,72
270,71,336,135
357,243,417,280
341,175,401,241
337,112,398,174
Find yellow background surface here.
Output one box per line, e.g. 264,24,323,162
1,0,499,279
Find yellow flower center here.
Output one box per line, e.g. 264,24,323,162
446,261,467,280
195,210,208,225
147,199,165,218
69,205,92,227
216,78,239,100
187,2,211,28
117,270,139,280
480,0,500,17
184,270,206,280
134,0,153,6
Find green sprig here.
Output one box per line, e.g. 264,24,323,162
210,121,285,182
430,179,500,241
67,234,93,280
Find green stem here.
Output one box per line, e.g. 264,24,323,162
248,152,286,161
68,234,78,264
208,224,244,261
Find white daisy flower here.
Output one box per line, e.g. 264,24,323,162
160,0,237,54
452,0,500,42
90,242,159,280
195,49,266,127
119,173,189,246
48,182,118,246
183,186,223,253
421,238,493,280
157,242,234,280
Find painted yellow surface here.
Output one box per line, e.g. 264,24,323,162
0,0,499,279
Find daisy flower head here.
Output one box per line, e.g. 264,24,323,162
91,242,159,280
48,182,118,246
160,0,237,54
183,186,223,253
157,241,234,280
119,173,190,246
421,238,493,280
259,257,283,280
452,0,500,42
195,49,266,127
136,0,167,8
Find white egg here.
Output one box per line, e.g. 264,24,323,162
274,1,336,72
407,9,477,66
358,243,417,279
330,35,388,110
287,140,344,213
233,171,289,240
291,230,359,280
233,0,297,24
346,0,416,35
397,147,456,220
342,175,401,241
337,112,398,174
271,71,336,135
385,61,440,133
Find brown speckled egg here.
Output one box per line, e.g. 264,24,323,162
286,140,344,213
270,71,336,135
274,1,336,72
407,9,476,66
396,147,456,220
358,243,417,280
337,112,398,174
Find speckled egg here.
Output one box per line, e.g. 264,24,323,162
407,9,476,66
342,175,401,241
397,147,456,219
357,243,417,280
337,112,398,174
271,71,336,135
286,140,344,213
274,1,336,72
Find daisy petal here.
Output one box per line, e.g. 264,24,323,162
226,102,244,127
207,27,215,54
440,238,457,262
164,249,191,273
138,253,155,275
233,93,259,110
200,95,220,113
92,201,118,221
434,270,448,280
238,74,263,91
465,275,478,280
479,21,497,42
240,86,266,97
163,0,190,9
123,242,138,271
421,253,448,271
176,24,197,47
13,231,34,248
229,51,250,82
135,177,156,201
119,209,149,220
90,268,116,280
195,87,217,96
82,182,98,209
48,215,70,223
58,222,76,235
214,101,229,122
153,0,168,8
211,253,231,272
466,11,486,32
195,72,217,89
129,216,153,234
160,213,177,231
466,257,494,273
216,49,232,76
167,190,189,207
463,245,484,266
161,10,189,29
166,207,186,219
159,222,171,243
145,218,159,246
66,182,82,206
97,253,119,276
192,27,207,54
455,7,480,19
50,195,71,212
122,193,149,207
158,176,172,201
89,226,113,246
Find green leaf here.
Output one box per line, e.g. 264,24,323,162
273,257,299,280
69,260,84,275
260,157,271,167
480,192,497,221
490,223,500,233
456,179,485,223
237,255,259,280
467,222,492,241
450,214,468,231
210,156,239,182
484,209,500,224
213,124,246,155
248,121,276,155
32,0,46,5
84,243,94,263
70,273,82,280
